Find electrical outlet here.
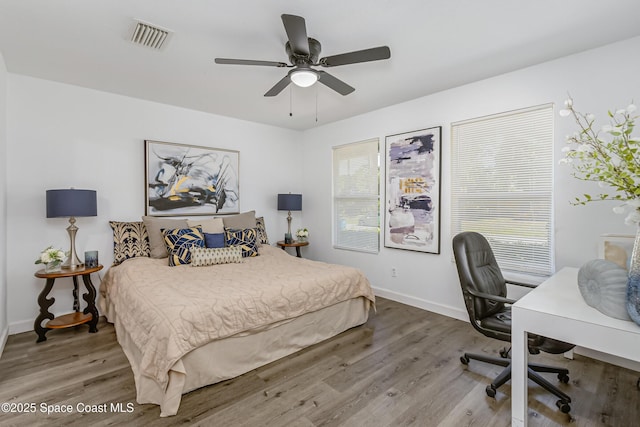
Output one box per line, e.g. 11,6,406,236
391,267,397,277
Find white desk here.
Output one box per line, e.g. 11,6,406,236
511,267,640,427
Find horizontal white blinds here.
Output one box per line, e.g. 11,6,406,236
333,139,380,253
451,104,554,276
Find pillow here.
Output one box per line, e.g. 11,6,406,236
191,246,243,266
204,232,225,248
162,227,205,266
225,228,259,258
222,210,256,230
255,216,270,246
142,216,189,258
109,221,150,265
187,217,225,234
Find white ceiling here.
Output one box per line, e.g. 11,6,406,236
2,0,640,131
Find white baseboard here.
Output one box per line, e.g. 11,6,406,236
0,325,7,357
574,346,640,373
9,318,34,335
0,328,9,357
372,286,469,322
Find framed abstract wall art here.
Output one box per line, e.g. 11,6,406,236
145,140,240,216
384,126,442,253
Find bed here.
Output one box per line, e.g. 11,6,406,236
99,238,374,416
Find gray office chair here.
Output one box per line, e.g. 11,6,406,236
452,231,574,413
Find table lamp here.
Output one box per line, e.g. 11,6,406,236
46,189,97,269
277,193,302,243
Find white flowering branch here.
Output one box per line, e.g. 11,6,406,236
559,98,640,223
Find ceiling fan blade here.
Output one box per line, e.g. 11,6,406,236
215,58,288,67
264,75,291,97
317,71,355,96
281,14,309,56
320,46,391,67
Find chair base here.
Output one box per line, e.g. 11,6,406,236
460,351,572,413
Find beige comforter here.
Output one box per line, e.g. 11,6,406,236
99,245,374,391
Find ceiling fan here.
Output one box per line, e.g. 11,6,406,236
215,14,391,97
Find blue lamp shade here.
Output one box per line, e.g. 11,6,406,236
277,194,302,211
46,189,97,218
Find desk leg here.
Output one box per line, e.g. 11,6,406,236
81,273,99,333
34,278,56,343
512,316,528,427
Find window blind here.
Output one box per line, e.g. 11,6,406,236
333,138,380,253
451,104,554,277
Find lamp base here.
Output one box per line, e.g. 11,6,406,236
62,258,83,270
284,233,293,244
62,216,84,270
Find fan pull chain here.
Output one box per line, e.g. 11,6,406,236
315,84,318,123
289,86,293,117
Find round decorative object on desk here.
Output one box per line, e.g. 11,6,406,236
577,259,631,320
626,226,640,326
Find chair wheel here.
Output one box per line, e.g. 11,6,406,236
460,356,469,365
558,373,570,383
556,399,571,413
486,385,496,398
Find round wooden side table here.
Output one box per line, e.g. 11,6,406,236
276,240,309,258
33,264,103,343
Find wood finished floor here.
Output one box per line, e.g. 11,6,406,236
0,297,638,426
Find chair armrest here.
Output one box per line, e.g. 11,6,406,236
506,280,537,289
467,287,517,305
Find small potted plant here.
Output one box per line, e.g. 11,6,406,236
35,246,67,272
296,228,309,242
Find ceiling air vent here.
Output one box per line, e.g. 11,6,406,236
130,20,172,50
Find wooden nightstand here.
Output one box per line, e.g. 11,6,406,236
276,240,309,258
33,265,102,343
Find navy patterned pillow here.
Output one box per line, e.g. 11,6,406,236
162,227,205,266
224,228,259,258
109,221,150,265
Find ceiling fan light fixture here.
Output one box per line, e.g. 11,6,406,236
290,69,318,87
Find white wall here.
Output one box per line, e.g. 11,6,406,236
302,36,640,320
5,36,640,338
6,75,303,334
0,52,8,353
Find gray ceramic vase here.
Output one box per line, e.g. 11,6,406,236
577,259,631,321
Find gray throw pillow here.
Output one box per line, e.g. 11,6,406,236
187,217,225,234
222,210,256,229
142,216,189,258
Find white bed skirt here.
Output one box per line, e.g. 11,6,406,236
110,297,371,416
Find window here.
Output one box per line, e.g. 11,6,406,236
451,104,554,277
333,138,380,253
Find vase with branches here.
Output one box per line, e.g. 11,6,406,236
559,97,640,325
